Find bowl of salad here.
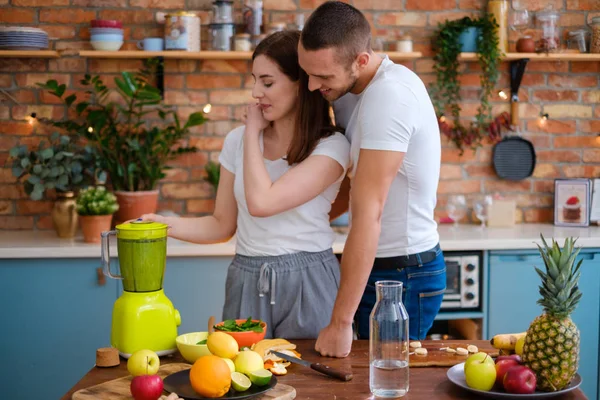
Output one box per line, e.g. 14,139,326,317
214,318,267,348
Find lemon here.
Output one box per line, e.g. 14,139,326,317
515,335,526,356
249,369,272,387
222,358,235,373
231,371,252,392
207,332,239,359
234,350,264,375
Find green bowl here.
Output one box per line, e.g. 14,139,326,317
175,332,211,364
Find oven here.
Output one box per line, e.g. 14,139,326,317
440,251,483,310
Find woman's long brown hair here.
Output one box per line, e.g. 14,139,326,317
252,30,340,165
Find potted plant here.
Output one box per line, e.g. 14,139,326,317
9,132,97,238
431,15,509,153
204,161,220,192
37,62,207,223
76,185,119,243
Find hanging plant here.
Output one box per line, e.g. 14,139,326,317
431,15,509,153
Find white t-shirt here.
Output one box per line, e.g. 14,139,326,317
334,56,441,257
219,126,350,256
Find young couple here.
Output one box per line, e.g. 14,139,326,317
141,1,446,358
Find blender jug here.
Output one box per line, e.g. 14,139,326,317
101,221,168,292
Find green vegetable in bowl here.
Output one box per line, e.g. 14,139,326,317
196,339,207,345
215,317,264,333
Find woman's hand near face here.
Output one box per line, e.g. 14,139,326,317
245,103,269,134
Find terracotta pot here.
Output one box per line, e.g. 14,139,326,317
52,191,78,238
80,215,114,243
114,190,159,225
516,36,535,53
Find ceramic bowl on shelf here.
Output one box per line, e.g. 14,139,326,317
214,319,267,348
90,27,123,35
90,41,123,51
175,332,211,364
90,33,123,42
91,19,122,28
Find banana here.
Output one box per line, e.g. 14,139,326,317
490,332,526,350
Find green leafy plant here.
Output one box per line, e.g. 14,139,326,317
204,161,220,191
431,15,508,153
215,317,264,333
37,63,207,192
9,132,96,201
76,185,119,216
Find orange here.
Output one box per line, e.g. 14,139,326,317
189,355,232,398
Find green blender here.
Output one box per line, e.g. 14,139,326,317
101,221,181,358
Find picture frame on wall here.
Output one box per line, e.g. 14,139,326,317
554,179,592,227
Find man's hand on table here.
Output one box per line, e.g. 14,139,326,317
315,321,353,358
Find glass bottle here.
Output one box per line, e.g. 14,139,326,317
369,280,410,398
488,0,508,53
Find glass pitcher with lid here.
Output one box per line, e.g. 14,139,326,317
101,221,168,292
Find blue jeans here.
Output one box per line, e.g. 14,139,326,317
355,249,446,340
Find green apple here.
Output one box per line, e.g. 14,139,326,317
127,349,160,376
465,356,497,391
464,352,495,374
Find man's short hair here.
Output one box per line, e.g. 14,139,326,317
301,1,371,66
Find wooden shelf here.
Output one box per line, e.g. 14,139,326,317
0,50,60,58
79,50,423,61
460,52,600,61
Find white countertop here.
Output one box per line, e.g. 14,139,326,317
0,224,599,259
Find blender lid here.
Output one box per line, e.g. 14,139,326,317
116,220,168,239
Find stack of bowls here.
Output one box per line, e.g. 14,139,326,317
90,20,123,51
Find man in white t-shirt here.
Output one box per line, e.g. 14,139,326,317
299,1,446,357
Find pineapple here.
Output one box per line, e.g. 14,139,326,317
522,234,582,392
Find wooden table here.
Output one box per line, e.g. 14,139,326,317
63,340,586,400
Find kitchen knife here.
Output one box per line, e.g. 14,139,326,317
270,350,353,381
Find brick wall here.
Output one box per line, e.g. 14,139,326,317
1,0,599,230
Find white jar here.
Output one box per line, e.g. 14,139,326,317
396,35,413,53
234,33,252,51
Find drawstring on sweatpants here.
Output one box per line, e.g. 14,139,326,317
257,263,276,305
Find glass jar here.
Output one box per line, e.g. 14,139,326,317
212,0,233,23
567,29,588,53
243,0,263,36
488,0,508,53
535,9,560,52
234,33,252,51
370,281,410,398
209,23,235,51
591,17,600,54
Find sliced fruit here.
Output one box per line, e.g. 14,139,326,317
267,362,287,376
249,368,273,386
231,372,251,392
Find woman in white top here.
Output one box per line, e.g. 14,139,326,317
140,31,350,339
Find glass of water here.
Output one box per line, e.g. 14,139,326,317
446,195,467,228
370,281,410,398
473,195,493,228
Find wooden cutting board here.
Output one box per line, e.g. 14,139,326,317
409,341,499,368
73,363,296,400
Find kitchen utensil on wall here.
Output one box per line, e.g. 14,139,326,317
270,351,353,381
492,59,536,181
101,220,181,358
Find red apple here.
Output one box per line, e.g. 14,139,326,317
496,355,522,364
130,374,164,400
503,365,537,394
495,359,519,386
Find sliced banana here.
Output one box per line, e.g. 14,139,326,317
409,341,422,349
446,347,457,353
456,347,469,355
414,347,428,356
467,344,479,353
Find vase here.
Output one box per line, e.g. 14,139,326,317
458,27,481,52
80,214,114,243
114,190,159,225
52,191,78,238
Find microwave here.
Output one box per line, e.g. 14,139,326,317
440,251,482,310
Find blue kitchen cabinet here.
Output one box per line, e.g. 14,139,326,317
162,257,231,335
0,258,117,400
488,249,600,400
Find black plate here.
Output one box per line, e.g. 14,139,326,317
163,369,277,400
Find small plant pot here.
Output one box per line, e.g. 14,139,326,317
114,190,159,225
459,27,481,52
80,215,114,243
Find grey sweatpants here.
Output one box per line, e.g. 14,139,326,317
222,248,340,340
